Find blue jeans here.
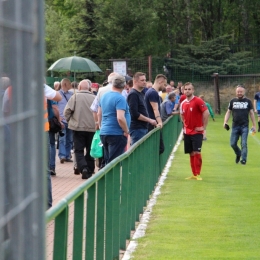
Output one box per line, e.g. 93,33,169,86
130,128,148,145
100,135,127,165
49,131,56,170
58,122,73,159
230,125,249,161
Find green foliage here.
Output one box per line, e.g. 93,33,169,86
45,1,82,68
89,0,163,58
167,36,253,75
45,0,260,75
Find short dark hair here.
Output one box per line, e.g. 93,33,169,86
133,72,146,80
168,92,176,100
155,74,167,81
184,82,193,87
127,79,133,88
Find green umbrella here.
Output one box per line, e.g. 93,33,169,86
48,55,102,81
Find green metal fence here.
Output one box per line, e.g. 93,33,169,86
46,115,182,260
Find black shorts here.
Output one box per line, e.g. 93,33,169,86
184,133,203,154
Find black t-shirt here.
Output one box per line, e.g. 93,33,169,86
127,88,148,129
228,97,253,127
144,88,161,120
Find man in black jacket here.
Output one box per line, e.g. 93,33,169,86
127,72,157,145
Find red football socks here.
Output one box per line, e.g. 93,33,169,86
190,155,196,175
193,153,202,175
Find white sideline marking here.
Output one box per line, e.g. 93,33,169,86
122,132,183,260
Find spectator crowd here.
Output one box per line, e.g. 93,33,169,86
1,72,214,209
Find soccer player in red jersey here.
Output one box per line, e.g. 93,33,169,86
180,82,209,180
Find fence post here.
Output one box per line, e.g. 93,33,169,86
213,73,221,114
148,55,152,81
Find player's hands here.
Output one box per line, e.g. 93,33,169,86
149,119,157,126
157,122,163,128
195,126,204,132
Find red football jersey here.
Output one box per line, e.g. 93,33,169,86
180,96,208,135
179,94,186,105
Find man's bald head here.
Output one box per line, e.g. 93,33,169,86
0,77,11,90
78,80,91,91
54,81,60,90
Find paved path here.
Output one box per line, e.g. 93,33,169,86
46,152,97,259
51,154,89,206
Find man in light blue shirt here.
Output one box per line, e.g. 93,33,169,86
98,75,130,165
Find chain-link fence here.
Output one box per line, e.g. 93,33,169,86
47,55,260,115
0,1,45,259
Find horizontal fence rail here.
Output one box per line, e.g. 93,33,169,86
46,115,182,260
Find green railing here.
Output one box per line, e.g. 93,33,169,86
46,115,182,260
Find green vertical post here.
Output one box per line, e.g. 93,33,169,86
53,206,68,260
143,139,150,202
149,135,156,194
120,159,129,249
152,132,157,191
136,146,144,215
133,151,140,222
155,130,160,178
174,116,178,142
96,177,105,260
85,185,96,260
73,193,84,260
105,170,114,259
127,154,135,233
112,163,121,259
130,152,138,227
140,141,147,208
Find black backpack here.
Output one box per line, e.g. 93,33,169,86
47,100,62,133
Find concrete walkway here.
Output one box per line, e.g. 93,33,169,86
46,152,96,259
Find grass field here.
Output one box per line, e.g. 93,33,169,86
132,115,260,259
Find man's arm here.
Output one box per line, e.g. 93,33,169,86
97,106,102,129
254,100,257,113
137,114,157,126
117,109,129,135
52,91,62,102
223,109,231,128
173,103,179,111
44,84,62,101
93,112,99,130
195,109,209,132
249,109,256,130
171,111,180,115
90,96,100,130
150,101,163,128
52,104,60,119
202,109,209,130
